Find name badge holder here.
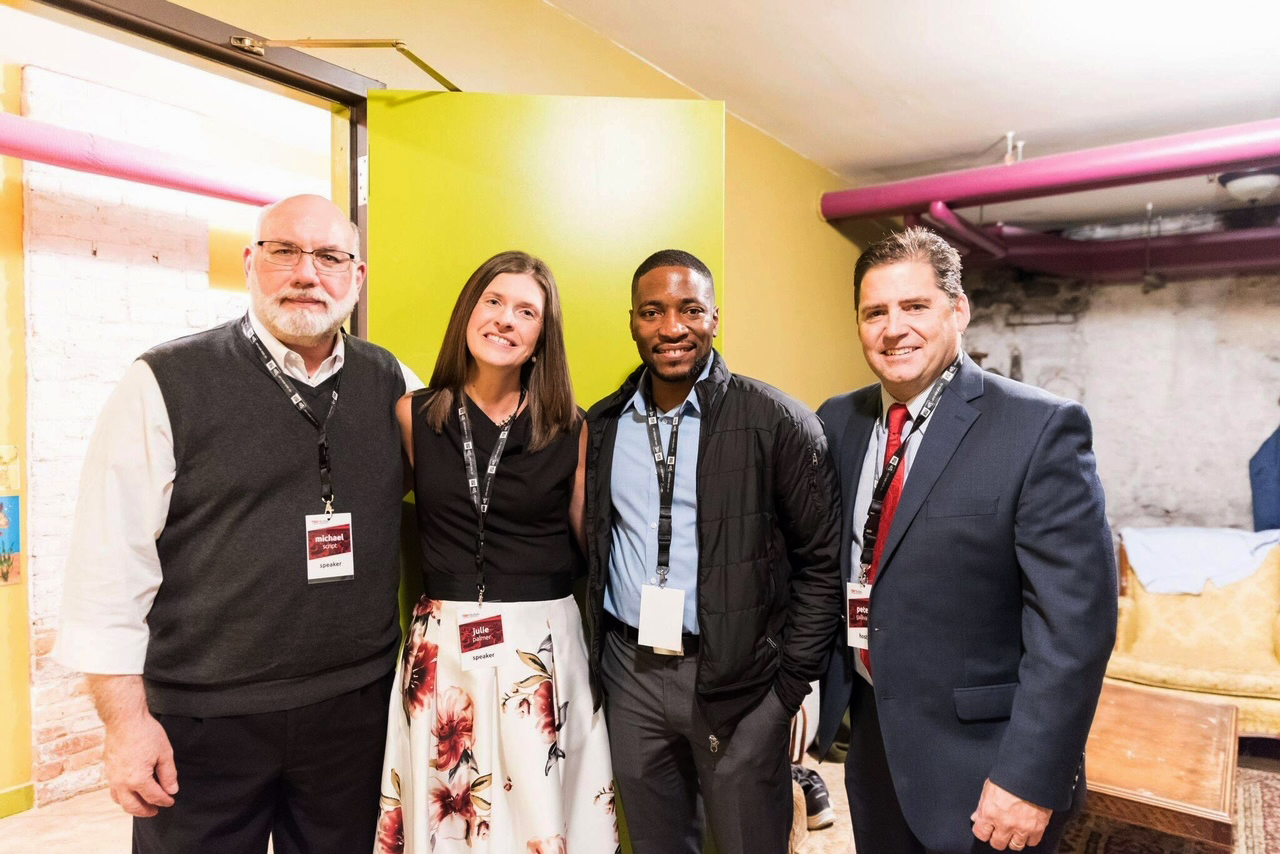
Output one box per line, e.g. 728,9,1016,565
456,390,525,669
848,355,961,646
240,316,354,585
637,379,688,655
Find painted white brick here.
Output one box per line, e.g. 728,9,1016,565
967,272,1280,530
24,169,62,196
37,767,104,805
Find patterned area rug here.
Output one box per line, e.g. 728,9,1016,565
803,752,1279,854
1060,766,1279,854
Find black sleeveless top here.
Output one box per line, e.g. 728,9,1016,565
412,392,583,600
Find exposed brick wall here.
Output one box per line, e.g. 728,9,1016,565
965,272,1280,531
23,66,247,804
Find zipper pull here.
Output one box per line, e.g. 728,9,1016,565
708,734,719,753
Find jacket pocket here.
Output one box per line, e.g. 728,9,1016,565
953,682,1018,722
927,496,999,518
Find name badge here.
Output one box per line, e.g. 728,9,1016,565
639,583,686,654
458,606,509,670
847,581,871,649
305,513,354,584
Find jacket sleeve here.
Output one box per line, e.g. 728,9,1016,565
990,399,1118,810
771,409,845,714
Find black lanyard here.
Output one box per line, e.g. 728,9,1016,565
643,376,685,587
457,389,526,604
241,315,342,514
857,355,962,581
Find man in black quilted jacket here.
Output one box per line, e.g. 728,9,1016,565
583,248,842,854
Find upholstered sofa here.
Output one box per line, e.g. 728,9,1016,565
1106,539,1280,738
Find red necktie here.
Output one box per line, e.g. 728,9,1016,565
861,402,910,674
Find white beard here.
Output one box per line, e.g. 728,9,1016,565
249,273,359,345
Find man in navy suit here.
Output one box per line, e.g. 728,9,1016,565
815,228,1117,853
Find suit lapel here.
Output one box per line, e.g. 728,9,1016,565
839,388,879,582
841,389,879,523
877,357,984,577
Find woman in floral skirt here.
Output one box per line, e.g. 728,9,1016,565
375,252,617,853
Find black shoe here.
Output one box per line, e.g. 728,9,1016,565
790,765,836,830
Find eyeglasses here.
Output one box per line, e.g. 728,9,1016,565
255,241,357,273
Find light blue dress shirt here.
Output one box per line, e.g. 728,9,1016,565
849,380,939,682
604,359,712,634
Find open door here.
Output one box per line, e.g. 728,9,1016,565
365,91,725,402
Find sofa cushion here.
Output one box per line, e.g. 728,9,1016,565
1107,545,1280,700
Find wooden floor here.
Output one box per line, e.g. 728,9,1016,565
2,786,131,852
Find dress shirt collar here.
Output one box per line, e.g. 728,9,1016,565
247,308,345,383
622,356,713,417
877,348,961,426
878,382,931,427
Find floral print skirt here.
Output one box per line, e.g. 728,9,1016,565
375,594,618,853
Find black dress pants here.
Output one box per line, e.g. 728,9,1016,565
600,629,793,854
133,672,393,854
844,677,1075,854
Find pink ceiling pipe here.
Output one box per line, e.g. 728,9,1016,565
904,211,973,255
968,225,1280,280
924,201,1007,258
821,118,1280,220
0,112,280,207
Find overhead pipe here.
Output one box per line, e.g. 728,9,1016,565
0,112,280,207
984,223,1072,247
967,225,1280,280
821,118,1280,220
923,201,1007,258
904,210,971,255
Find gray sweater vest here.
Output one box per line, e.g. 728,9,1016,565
139,319,406,717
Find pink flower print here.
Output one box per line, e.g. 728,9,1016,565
432,687,476,774
413,597,442,620
377,771,405,853
527,834,568,854
594,783,617,815
475,818,490,839
375,805,404,854
429,775,476,841
531,680,557,744
401,634,438,720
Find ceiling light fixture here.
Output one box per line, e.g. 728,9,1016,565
1217,169,1280,205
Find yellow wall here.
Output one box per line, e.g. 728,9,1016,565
0,61,34,818
366,92,724,405
168,0,875,405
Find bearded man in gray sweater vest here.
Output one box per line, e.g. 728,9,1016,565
56,195,420,854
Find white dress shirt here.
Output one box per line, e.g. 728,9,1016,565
849,378,944,684
54,312,422,674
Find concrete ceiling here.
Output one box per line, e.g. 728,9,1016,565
548,0,1280,228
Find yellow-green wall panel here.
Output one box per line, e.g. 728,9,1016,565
366,92,725,406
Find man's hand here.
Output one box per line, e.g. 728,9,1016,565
970,778,1051,851
87,674,179,817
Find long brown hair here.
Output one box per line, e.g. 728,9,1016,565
418,251,578,452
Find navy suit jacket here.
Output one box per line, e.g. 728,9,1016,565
1251,425,1280,531
816,355,1117,852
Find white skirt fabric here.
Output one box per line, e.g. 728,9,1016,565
374,594,618,854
